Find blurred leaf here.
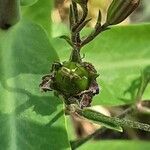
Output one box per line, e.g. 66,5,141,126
21,0,53,36
52,23,69,38
20,0,38,6
52,24,150,106
0,20,70,150
124,65,150,101
78,141,150,150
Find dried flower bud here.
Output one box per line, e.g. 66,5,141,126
0,0,20,29
106,0,140,25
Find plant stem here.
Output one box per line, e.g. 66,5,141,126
69,1,108,62
77,108,150,132
72,1,81,43
71,73,150,149
136,72,150,102
71,106,150,149
69,48,82,63
81,23,108,48
71,1,80,44
137,100,150,114
71,127,105,150
71,105,136,148
69,1,82,63
0,0,20,29
117,105,136,118
72,4,88,32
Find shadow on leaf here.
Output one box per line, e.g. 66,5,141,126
119,66,150,103
0,113,69,150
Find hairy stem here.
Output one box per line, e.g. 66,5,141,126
71,106,150,149
72,5,88,32
77,108,150,132
69,48,82,63
70,76,150,149
69,2,83,63
72,1,81,43
71,1,81,44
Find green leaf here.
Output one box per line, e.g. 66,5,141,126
0,20,70,150
20,0,38,6
84,24,150,106
21,0,53,36
52,24,150,106
78,141,150,150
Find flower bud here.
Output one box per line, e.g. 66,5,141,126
0,0,20,29
106,0,140,25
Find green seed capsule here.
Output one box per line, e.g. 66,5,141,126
40,61,99,107
106,0,140,25
53,62,90,96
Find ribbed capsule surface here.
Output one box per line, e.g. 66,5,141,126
72,0,88,5
106,0,140,25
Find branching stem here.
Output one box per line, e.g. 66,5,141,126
81,23,108,48
69,0,108,63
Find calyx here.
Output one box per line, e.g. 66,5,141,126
40,61,99,108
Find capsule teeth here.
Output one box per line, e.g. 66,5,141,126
40,74,53,92
40,81,52,92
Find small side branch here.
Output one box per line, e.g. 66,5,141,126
81,23,108,48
